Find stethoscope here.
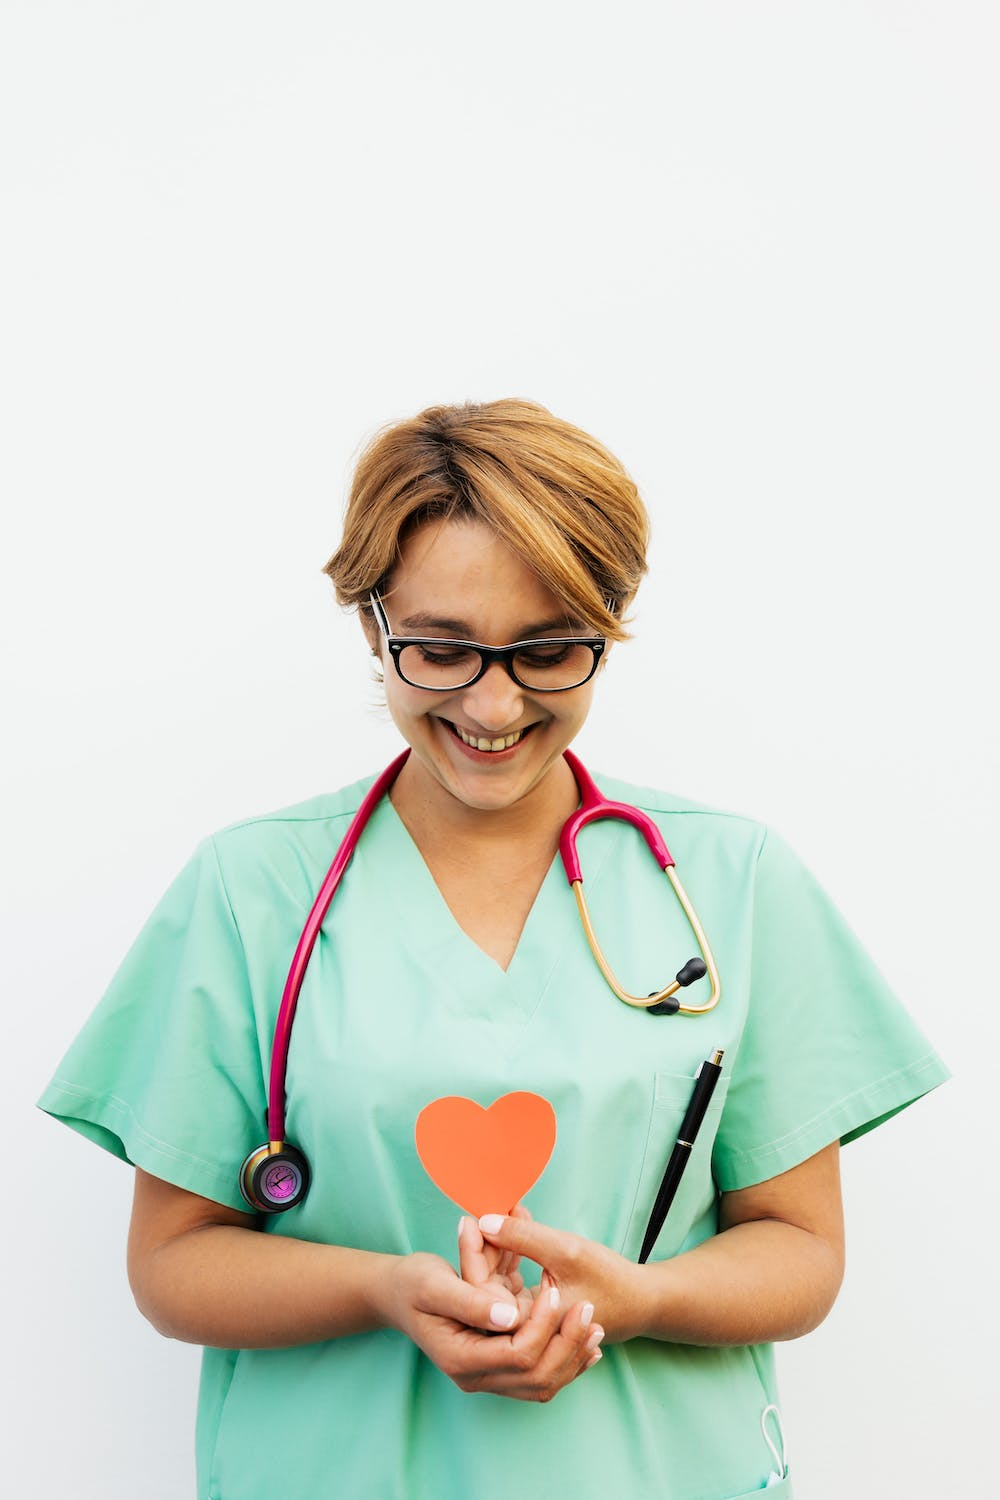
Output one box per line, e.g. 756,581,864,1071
240,749,721,1213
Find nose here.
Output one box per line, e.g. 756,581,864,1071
460,661,525,732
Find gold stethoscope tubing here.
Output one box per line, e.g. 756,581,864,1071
572,864,722,1013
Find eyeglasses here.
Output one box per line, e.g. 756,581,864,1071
369,591,607,692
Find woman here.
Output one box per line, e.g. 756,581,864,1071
40,399,947,1499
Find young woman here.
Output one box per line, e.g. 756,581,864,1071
40,399,947,1499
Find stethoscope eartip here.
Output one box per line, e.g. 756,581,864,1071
646,992,681,1017
646,956,707,1017
676,957,707,987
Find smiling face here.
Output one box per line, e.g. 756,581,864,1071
369,517,603,823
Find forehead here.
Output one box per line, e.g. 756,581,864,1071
388,518,578,636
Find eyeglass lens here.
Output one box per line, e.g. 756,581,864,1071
397,640,597,690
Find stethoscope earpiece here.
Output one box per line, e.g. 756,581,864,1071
646,958,708,1016
239,1142,310,1213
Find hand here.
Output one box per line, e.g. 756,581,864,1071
457,1203,532,1308
377,1250,604,1402
476,1213,647,1345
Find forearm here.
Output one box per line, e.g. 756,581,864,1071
130,1224,396,1349
475,1145,845,1352
627,1218,844,1346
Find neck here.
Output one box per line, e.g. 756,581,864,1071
389,753,580,855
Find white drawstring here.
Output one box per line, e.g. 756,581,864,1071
761,1404,787,1486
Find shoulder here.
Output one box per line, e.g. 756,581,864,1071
213,773,377,841
203,771,382,894
590,768,770,856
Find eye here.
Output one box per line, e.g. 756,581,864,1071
416,644,477,666
516,642,575,667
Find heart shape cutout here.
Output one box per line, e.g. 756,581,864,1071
415,1091,557,1219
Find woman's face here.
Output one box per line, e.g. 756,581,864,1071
369,517,602,817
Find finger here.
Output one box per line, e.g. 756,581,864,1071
478,1212,575,1277
557,1299,599,1350
496,1201,532,1280
458,1215,497,1287
526,1301,605,1389
414,1260,523,1334
472,1302,606,1401
496,1280,565,1367
458,1217,522,1301
428,1278,563,1388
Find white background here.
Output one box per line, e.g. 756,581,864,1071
2,3,995,1495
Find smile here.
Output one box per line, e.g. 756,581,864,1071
446,722,534,754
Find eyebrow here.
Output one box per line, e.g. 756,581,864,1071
397,612,588,637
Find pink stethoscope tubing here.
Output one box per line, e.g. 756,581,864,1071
266,750,409,1145
560,749,721,1017
266,748,720,1147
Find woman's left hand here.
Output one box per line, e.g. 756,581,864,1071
463,1212,646,1345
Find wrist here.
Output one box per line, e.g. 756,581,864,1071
622,1256,680,1343
367,1251,408,1332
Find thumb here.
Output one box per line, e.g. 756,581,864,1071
448,1277,524,1333
477,1212,572,1271
410,1259,523,1334
452,1278,524,1338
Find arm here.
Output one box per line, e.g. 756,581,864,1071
127,1167,404,1348
127,1168,602,1401
473,1141,845,1347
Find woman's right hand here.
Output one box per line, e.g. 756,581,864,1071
376,1250,604,1403
127,1169,602,1395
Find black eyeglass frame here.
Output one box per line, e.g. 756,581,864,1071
369,591,607,693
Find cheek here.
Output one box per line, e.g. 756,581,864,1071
382,678,434,729
559,685,596,726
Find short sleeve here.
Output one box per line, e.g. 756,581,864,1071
712,829,949,1192
38,838,266,1210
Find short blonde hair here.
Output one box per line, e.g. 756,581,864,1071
323,399,649,641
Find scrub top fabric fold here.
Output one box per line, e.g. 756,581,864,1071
38,767,949,1500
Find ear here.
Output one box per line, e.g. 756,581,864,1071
360,605,380,657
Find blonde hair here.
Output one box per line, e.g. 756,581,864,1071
323,399,650,641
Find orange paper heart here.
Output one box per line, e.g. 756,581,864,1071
415,1091,557,1219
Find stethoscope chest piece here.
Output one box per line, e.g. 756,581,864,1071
240,1142,310,1213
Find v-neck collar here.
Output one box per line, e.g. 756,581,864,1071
368,794,575,1023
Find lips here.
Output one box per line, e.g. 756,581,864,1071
445,721,536,754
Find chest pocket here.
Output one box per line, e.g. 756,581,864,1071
618,1069,730,1262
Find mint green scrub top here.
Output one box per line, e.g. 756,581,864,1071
39,768,948,1500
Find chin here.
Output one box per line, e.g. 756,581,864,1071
440,769,535,812
444,753,565,814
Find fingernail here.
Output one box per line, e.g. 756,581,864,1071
458,1216,466,1236
479,1214,504,1235
586,1327,604,1352
586,1348,603,1369
490,1302,517,1329
580,1302,594,1328
547,1287,560,1311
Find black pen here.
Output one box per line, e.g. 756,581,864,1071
638,1048,725,1264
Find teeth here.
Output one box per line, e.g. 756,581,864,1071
453,724,525,753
